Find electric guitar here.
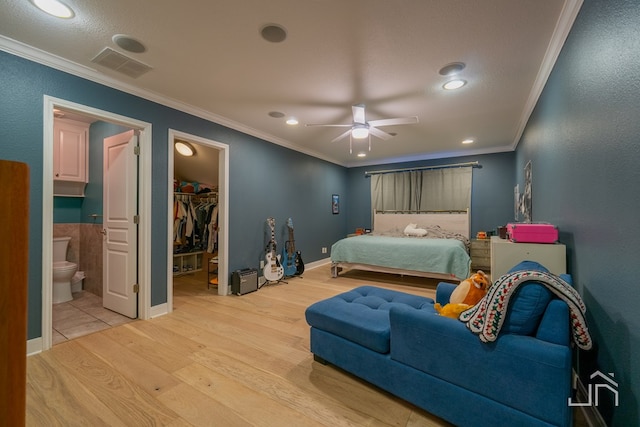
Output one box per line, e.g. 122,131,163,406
264,217,284,282
292,224,304,276
282,218,297,277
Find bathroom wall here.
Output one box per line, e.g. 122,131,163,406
79,223,103,296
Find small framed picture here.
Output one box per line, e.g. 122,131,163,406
332,194,339,214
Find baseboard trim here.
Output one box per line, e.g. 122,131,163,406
303,258,331,271
150,303,169,318
27,337,43,356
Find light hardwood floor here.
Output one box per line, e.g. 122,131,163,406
27,265,586,426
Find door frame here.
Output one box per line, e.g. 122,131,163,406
167,129,229,304
42,95,152,351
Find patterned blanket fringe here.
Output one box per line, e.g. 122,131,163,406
459,270,592,350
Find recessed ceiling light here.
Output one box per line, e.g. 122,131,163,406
462,138,475,144
439,62,466,76
175,141,195,157
260,24,287,43
286,117,299,125
357,152,367,158
31,0,74,18
268,111,285,118
443,79,467,90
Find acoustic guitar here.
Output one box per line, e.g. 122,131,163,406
264,217,284,282
282,218,297,277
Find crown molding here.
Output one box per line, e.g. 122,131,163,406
0,35,346,167
511,0,584,150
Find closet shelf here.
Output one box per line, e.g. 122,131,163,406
173,251,203,276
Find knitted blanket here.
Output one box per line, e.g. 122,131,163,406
459,270,592,350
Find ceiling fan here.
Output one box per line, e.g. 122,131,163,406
306,104,419,144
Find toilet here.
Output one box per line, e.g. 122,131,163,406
52,237,78,304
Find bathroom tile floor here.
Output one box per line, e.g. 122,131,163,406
52,290,136,345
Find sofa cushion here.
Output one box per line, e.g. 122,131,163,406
500,261,553,335
305,285,434,353
389,304,572,426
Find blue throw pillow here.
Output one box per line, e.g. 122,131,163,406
500,261,554,335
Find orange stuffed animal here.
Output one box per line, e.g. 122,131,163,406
434,270,490,319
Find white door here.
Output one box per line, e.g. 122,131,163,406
103,130,138,318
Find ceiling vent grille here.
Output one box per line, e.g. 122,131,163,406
91,47,152,79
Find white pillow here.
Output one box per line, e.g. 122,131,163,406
404,223,417,233
404,223,428,237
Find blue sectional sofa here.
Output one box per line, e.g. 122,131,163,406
305,262,574,427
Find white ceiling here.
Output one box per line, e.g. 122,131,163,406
0,0,582,167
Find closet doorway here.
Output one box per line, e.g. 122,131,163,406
167,130,229,311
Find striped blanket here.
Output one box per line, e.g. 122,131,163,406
459,270,592,350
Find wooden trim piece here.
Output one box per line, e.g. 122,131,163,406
0,160,29,427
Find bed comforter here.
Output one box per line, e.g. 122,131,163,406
330,234,471,280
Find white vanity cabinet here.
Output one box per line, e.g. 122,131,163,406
53,119,89,196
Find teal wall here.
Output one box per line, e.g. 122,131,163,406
514,0,640,424
0,50,348,338
52,197,83,223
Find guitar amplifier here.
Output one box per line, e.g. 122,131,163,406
231,268,258,295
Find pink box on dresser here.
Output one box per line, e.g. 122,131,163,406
506,223,559,244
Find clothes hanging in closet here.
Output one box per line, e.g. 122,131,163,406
174,193,218,253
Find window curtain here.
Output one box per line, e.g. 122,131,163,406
371,167,472,212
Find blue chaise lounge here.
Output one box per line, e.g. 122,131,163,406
305,261,577,427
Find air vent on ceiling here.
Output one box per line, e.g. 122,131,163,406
91,47,152,79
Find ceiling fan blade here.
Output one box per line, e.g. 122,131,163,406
352,104,366,124
367,116,419,127
369,127,393,140
331,129,352,143
305,123,352,127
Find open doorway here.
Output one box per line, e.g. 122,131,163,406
39,96,152,353
167,130,229,312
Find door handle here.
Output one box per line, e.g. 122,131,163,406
101,229,107,235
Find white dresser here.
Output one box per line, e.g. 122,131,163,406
490,236,566,279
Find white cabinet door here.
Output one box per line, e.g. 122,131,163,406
54,119,88,182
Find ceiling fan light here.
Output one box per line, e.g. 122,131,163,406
175,141,195,157
351,127,369,139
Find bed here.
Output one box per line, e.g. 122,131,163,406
330,210,471,281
